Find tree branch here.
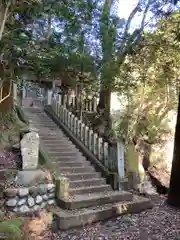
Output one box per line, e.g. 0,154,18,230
117,0,152,63
0,0,11,41
120,0,141,51
140,0,152,31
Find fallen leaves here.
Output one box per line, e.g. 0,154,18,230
22,210,53,240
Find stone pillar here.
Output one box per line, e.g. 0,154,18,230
117,142,125,179
56,176,69,199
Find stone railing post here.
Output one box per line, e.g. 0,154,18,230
117,142,125,179
58,94,62,106
22,85,26,99
47,89,53,105
13,82,17,103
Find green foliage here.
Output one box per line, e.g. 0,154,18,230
115,12,180,145
0,0,179,137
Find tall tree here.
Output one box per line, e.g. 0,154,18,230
168,93,180,206
86,0,177,137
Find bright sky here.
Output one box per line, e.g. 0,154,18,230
118,0,139,19
118,0,153,31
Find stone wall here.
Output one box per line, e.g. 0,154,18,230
4,183,55,213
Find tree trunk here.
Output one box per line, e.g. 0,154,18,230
96,83,112,137
167,93,180,207
47,15,52,40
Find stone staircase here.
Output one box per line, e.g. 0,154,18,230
22,107,153,230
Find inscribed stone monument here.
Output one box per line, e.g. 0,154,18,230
21,131,39,170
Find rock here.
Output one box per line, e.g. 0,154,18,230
20,127,30,139
45,171,53,183
48,188,55,194
36,195,43,204
148,164,170,189
18,198,26,206
42,194,48,201
27,196,35,207
5,188,17,198
32,205,40,212
47,199,55,205
13,207,18,213
20,126,39,140
18,188,29,197
0,170,8,181
29,186,38,197
48,193,55,199
0,185,3,199
19,205,30,213
38,184,48,194
138,174,157,195
0,209,5,220
47,184,55,192
21,132,39,170
6,198,17,207
40,202,46,209
15,170,47,186
12,143,20,152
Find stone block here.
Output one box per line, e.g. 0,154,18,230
15,169,47,186
21,132,39,170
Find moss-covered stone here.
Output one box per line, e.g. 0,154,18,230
56,176,69,199
126,143,145,190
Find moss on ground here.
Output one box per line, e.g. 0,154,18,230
0,217,24,240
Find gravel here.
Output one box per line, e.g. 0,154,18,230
50,196,180,240
0,148,21,170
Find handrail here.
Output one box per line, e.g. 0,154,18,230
50,96,125,179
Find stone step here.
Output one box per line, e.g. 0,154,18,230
47,151,81,157
39,130,65,135
69,184,112,195
69,178,106,188
57,166,95,174
42,139,71,144
44,146,79,152
37,123,61,127
38,120,58,123
40,136,69,141
41,127,58,131
38,123,58,127
42,140,72,146
40,141,73,146
49,156,87,162
42,141,74,146
57,191,133,210
38,123,61,127
45,146,78,152
53,161,91,168
53,195,153,230
64,172,102,181
39,125,59,129
24,108,42,113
